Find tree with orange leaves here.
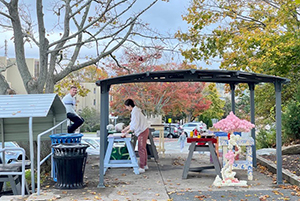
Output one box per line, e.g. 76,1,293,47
107,49,211,121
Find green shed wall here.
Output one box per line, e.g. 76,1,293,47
1,110,67,142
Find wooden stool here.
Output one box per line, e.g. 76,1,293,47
104,134,139,174
182,138,221,179
150,124,165,157
219,137,254,180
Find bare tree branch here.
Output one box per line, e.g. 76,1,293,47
0,62,15,73
110,53,130,73
54,18,136,82
0,0,8,7
0,0,169,93
0,11,12,19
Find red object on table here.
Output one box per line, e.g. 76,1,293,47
228,132,231,140
187,137,217,144
193,129,198,136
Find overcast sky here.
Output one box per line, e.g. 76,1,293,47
0,0,218,69
0,0,188,56
142,0,189,33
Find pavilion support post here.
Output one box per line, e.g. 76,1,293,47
98,83,110,188
274,80,283,184
230,83,235,113
249,83,256,167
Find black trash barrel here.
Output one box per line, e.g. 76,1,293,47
49,133,83,182
52,143,89,189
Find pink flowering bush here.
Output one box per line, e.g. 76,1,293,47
213,111,255,133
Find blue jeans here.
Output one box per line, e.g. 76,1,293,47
67,113,84,133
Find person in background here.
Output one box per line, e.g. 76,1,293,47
121,99,149,174
178,131,186,152
62,86,84,133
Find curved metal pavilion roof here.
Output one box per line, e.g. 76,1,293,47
96,69,290,86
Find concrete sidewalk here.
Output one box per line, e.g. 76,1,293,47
1,152,298,201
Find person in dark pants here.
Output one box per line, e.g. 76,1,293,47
62,86,84,133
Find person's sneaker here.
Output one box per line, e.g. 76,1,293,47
144,165,149,170
138,168,145,173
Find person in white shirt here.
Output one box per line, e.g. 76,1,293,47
62,86,84,133
121,99,149,173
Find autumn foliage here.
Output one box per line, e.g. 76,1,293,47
55,65,108,97
106,50,211,120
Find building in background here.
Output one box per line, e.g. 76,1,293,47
76,82,101,112
0,56,39,94
0,57,101,113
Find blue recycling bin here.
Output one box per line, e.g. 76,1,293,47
49,133,83,182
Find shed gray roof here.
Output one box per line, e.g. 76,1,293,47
0,94,65,118
96,69,290,86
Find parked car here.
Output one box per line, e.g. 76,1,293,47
81,137,100,155
151,126,179,138
182,122,207,137
164,123,183,134
0,141,28,164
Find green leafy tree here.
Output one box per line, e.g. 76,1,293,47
222,97,232,119
256,128,276,149
176,0,300,122
282,86,300,142
201,83,225,123
236,93,251,120
79,107,100,132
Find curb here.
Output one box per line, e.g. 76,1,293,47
257,155,300,186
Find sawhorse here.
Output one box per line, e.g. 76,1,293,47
104,134,139,174
182,137,221,179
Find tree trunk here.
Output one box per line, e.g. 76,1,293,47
8,0,38,94
0,74,10,94
36,0,49,93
